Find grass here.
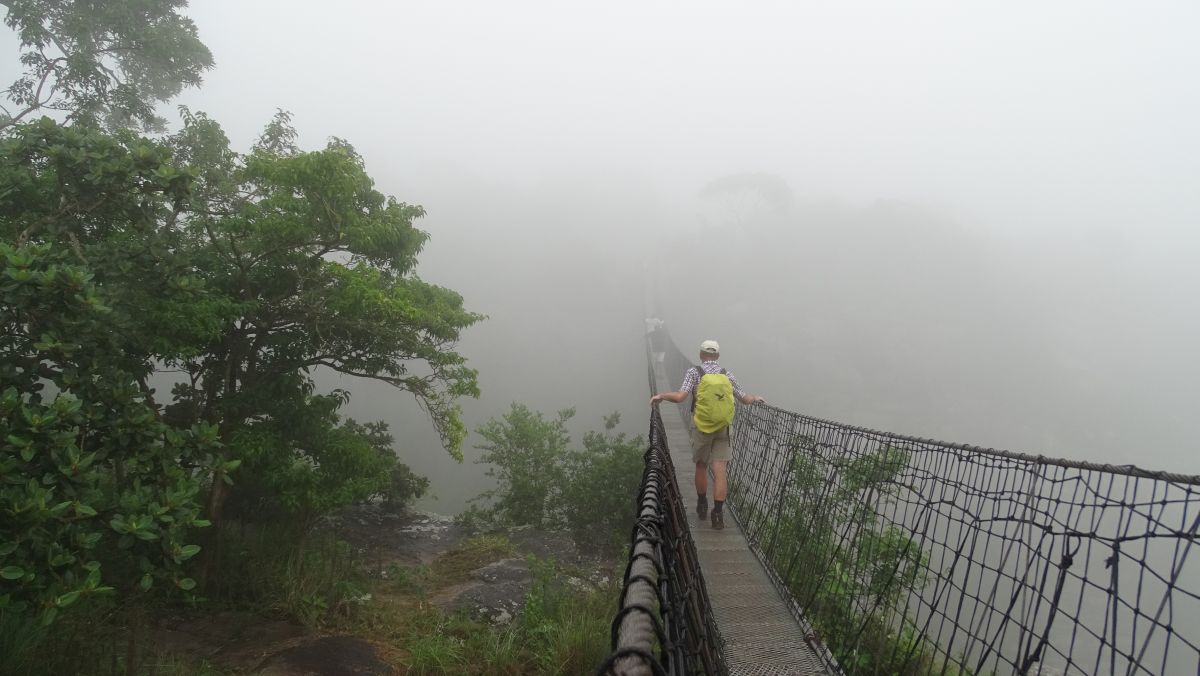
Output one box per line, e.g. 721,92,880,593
208,521,365,628
427,533,517,587
0,601,241,676
1,524,618,675
356,535,617,675
404,621,465,674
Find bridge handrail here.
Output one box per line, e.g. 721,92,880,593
650,324,1200,675
595,329,727,676
752,402,1200,485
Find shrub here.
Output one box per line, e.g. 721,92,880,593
758,439,943,675
0,243,216,628
561,413,644,549
474,404,571,528
472,405,644,549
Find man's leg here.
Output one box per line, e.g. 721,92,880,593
710,427,732,529
692,426,712,519
711,460,728,502
694,461,709,519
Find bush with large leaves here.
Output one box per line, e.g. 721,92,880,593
0,242,218,625
0,120,226,624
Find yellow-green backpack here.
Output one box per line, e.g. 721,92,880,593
692,367,736,433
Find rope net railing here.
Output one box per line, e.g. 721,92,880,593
656,328,1200,676
595,335,727,675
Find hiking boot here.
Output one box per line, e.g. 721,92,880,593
696,498,709,521
711,510,724,530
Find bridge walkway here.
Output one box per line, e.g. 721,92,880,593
652,358,833,675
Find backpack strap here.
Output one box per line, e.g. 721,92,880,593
689,365,704,412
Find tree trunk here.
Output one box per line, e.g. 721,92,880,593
198,342,240,591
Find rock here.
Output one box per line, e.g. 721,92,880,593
473,558,531,585
491,608,513,625
256,635,392,675
427,559,533,622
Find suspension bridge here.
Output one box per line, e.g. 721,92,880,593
596,326,1200,676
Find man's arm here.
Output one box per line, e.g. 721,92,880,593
651,390,689,405
651,366,699,405
727,373,764,405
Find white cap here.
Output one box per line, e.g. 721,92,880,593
700,340,720,354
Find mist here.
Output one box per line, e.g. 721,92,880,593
6,0,1196,511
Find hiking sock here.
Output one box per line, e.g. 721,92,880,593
713,500,724,513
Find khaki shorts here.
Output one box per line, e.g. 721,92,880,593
690,425,731,464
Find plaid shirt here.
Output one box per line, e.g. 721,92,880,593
680,361,746,400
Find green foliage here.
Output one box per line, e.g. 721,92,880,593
0,596,241,676
3,106,472,537
404,620,465,674
383,553,614,675
345,418,433,511
473,405,644,549
511,555,614,674
2,0,214,131
0,598,123,675
0,4,478,669
0,11,223,633
0,119,240,391
224,398,426,524
475,404,572,528
562,412,646,547
0,241,215,626
737,439,946,675
206,522,365,628
160,110,480,527
0,110,470,616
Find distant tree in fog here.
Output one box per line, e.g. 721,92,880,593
1,0,213,131
698,171,793,229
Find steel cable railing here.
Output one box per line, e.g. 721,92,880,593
649,326,1200,675
596,331,726,676
607,325,1199,674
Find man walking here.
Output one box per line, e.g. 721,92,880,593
650,340,764,529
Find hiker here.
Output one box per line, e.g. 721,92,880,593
649,339,764,529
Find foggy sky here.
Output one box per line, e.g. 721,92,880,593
169,1,1199,238
4,1,1198,510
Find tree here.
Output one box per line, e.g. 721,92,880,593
561,412,644,548
157,111,481,575
0,124,221,626
2,108,481,594
1,0,213,131
697,171,793,229
472,405,645,549
474,404,572,528
2,0,475,616
0,0,221,631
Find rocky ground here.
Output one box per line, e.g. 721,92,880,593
329,505,614,624
144,505,618,675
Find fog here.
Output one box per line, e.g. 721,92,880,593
6,1,1198,511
